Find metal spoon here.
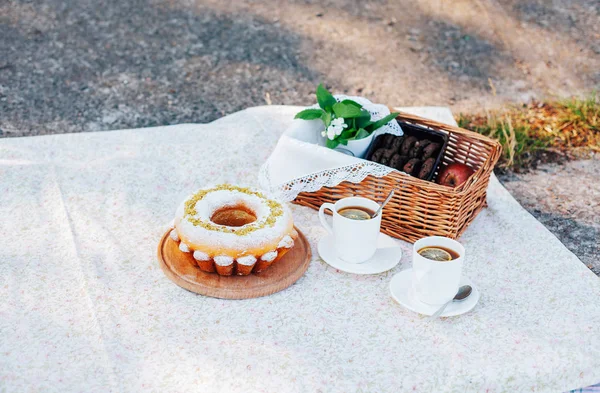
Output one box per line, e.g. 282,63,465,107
427,285,472,321
372,190,394,218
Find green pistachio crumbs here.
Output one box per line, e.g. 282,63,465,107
184,184,283,236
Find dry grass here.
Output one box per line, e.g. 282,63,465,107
457,94,600,171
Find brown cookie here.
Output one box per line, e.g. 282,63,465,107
409,139,431,158
379,149,395,165
389,154,409,170
390,135,404,152
422,142,441,159
418,157,436,179
381,134,396,147
382,148,396,161
400,136,418,156
373,135,388,149
402,158,422,176
370,148,385,163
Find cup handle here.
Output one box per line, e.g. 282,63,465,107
318,203,335,235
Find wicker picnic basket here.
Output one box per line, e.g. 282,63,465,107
293,111,502,243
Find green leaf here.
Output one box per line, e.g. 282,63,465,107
294,108,325,120
332,102,363,118
355,128,371,140
316,84,337,111
340,99,362,108
370,112,399,130
355,109,373,129
326,138,340,149
361,121,375,131
321,111,332,127
339,128,357,140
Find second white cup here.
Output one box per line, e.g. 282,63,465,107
411,236,465,305
318,197,381,263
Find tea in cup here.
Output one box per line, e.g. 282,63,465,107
412,236,465,305
318,197,381,263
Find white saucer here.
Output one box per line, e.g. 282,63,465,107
389,268,480,317
317,233,402,275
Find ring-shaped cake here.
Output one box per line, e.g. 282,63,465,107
171,184,297,276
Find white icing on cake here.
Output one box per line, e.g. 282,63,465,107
170,229,180,242
278,235,294,249
261,250,278,262
179,242,190,253
193,250,210,261
193,189,271,227
214,255,234,266
174,185,294,257
237,255,257,266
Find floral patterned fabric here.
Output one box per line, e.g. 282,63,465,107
0,106,599,393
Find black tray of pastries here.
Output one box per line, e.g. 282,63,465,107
365,121,449,181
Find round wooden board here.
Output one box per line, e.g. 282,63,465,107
157,227,311,299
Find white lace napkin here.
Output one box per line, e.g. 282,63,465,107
258,96,403,201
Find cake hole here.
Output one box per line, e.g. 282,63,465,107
211,205,257,227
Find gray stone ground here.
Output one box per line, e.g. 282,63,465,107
498,156,599,275
1,0,598,273
2,0,599,137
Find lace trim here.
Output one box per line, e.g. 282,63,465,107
259,161,394,202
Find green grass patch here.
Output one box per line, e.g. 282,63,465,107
457,94,599,170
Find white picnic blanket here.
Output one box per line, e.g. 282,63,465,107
0,106,599,392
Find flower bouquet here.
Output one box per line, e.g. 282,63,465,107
294,84,400,157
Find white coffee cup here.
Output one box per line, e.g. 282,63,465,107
318,197,382,263
412,236,465,305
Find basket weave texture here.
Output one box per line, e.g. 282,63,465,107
293,111,502,243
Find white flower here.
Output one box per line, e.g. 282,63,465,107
324,117,348,140
331,117,347,128
326,127,337,140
